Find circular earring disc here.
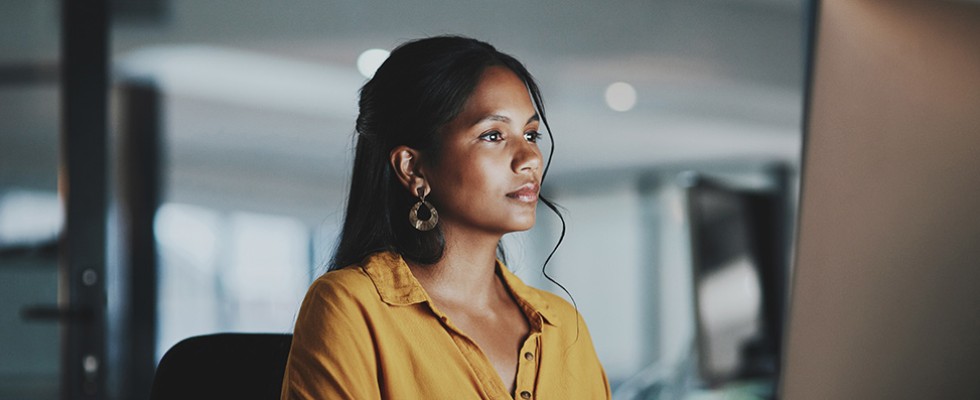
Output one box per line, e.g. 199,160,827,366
409,200,439,231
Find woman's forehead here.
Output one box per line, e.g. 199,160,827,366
456,67,537,126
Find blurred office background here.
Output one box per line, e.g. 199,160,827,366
0,1,804,399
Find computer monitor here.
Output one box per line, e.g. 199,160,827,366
687,170,790,390
781,1,980,399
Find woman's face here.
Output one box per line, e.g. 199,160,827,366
423,66,544,236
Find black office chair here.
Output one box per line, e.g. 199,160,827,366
150,333,293,400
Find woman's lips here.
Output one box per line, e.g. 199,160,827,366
506,183,539,203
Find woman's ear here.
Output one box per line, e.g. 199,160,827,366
389,146,424,194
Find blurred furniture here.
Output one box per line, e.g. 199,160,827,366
149,333,292,400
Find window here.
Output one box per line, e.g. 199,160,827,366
154,203,311,359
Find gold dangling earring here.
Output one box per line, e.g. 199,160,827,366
409,186,439,231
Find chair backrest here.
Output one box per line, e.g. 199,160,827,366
150,333,293,400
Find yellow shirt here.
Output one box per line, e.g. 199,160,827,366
281,251,610,399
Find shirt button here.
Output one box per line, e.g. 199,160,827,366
524,352,534,361
520,391,531,399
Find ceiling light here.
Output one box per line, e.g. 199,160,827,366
605,82,637,112
357,48,390,79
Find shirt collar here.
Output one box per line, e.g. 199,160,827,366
360,251,560,327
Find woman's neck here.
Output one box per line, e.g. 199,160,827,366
407,225,504,309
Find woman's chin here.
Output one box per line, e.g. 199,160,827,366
505,216,536,233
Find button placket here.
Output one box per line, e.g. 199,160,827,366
513,333,539,400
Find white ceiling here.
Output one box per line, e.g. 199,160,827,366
1,0,806,224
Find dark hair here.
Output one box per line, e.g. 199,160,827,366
330,35,565,272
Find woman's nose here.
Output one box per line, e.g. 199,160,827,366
512,141,542,173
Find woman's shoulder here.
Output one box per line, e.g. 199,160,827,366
305,251,408,305
305,265,377,305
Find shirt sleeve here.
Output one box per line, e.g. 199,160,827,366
281,276,381,400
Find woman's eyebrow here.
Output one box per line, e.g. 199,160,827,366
479,113,539,125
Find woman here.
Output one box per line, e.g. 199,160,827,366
281,36,610,399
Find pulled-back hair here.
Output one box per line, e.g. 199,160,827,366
330,35,562,270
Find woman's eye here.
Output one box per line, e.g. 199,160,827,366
524,131,543,142
480,131,502,141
